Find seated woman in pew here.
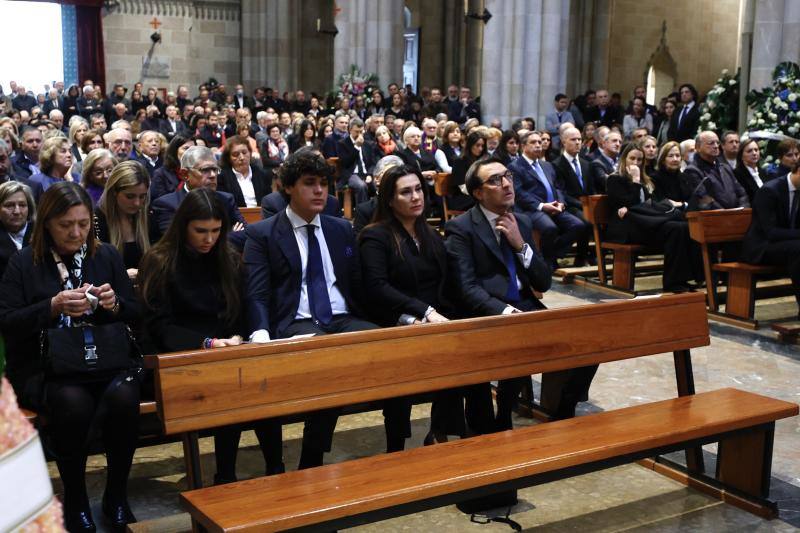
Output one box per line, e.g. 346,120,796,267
80,148,118,206
448,130,486,212
734,138,768,204
95,160,158,279
652,141,690,209
0,181,35,280
0,182,141,531
138,188,284,484
359,165,464,449
606,143,701,293
218,135,272,209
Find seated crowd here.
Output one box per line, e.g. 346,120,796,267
0,78,798,531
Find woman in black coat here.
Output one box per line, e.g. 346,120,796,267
217,135,273,208
0,181,35,279
652,141,690,207
606,144,698,292
359,164,464,449
137,189,283,484
150,134,196,200
0,182,141,531
448,130,486,211
734,138,768,204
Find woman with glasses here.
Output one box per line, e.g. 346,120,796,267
80,148,118,205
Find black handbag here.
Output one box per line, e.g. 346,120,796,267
41,322,141,379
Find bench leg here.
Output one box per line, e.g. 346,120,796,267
701,246,718,311
183,431,203,490
673,350,704,473
724,271,756,319
611,249,635,290
716,424,775,499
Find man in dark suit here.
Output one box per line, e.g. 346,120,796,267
151,146,246,246
742,164,800,317
509,130,587,268
11,86,36,113
553,126,595,266
261,191,340,219
589,129,621,193
683,131,749,210
669,84,701,142
11,126,43,180
42,88,64,115
584,89,622,128
232,84,254,111
160,105,188,140
337,118,376,204
244,149,378,469
321,113,349,158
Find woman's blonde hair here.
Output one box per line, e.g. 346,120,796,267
98,160,151,257
67,117,89,144
38,136,71,175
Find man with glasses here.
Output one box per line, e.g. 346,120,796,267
106,128,133,161
683,131,749,210
151,146,246,244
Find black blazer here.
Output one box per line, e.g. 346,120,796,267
260,191,340,219
218,165,272,208
243,212,365,338
337,136,378,180
440,145,461,168
553,154,593,210
734,164,768,204
668,104,701,142
605,174,656,244
444,206,550,316
135,154,163,177
0,244,139,401
742,177,800,263
353,197,377,235
160,119,189,141
589,153,616,194
151,188,246,249
399,147,438,174
652,168,688,204
150,166,180,200
0,223,32,280
359,223,454,326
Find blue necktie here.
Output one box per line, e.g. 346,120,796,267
305,224,333,325
790,191,799,230
532,161,554,202
572,157,584,190
500,234,521,303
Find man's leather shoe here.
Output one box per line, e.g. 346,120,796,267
64,509,96,532
102,495,136,530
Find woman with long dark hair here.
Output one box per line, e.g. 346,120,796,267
138,188,283,484
288,119,318,153
448,130,486,211
494,129,521,166
0,182,141,530
150,134,196,200
359,164,462,449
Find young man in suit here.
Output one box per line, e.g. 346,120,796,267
509,130,588,268
669,84,701,142
151,146,246,246
589,129,621,193
552,126,595,267
742,162,800,318
336,118,375,204
244,149,378,469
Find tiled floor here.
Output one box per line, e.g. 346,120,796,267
50,279,800,532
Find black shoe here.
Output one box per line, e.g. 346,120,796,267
423,431,449,446
665,284,694,294
213,473,238,485
101,495,136,531
266,462,286,476
64,508,96,532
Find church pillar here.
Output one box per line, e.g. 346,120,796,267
241,0,300,92
748,0,800,91
333,0,404,91
463,0,484,93
480,0,571,128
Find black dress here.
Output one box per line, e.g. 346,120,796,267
652,168,689,205
606,174,698,290
94,209,157,271
448,158,476,211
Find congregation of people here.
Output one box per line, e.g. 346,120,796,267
0,77,798,531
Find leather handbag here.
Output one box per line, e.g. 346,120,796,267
40,322,141,379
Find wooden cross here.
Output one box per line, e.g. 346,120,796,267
149,17,162,31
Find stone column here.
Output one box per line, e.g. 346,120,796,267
481,0,572,128
333,0,404,90
241,0,300,92
749,0,800,91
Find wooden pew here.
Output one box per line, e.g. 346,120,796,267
581,194,660,291
326,157,352,219
433,172,465,221
686,209,791,327
145,293,797,528
239,207,262,225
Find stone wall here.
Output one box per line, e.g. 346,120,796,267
605,0,741,99
103,0,241,92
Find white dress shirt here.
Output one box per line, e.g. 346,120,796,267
9,224,26,250
747,165,763,189
233,166,257,207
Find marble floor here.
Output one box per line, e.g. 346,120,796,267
48,278,800,532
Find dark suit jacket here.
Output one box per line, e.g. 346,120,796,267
668,104,701,142
0,223,32,280
589,153,616,194
399,147,438,174
353,197,377,234
444,206,551,316
11,152,37,181
135,154,163,177
160,119,189,140
585,105,623,128
150,166,180,200
42,98,64,115
218,165,272,208
337,136,377,180
508,157,565,216
243,212,365,337
260,191,340,219
742,177,800,263
151,187,245,236
233,95,255,110
553,154,593,210
322,130,347,158
734,164,768,204
12,94,36,113
683,157,749,209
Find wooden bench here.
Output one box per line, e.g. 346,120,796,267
144,293,796,528
239,207,262,225
686,209,791,327
433,172,465,221
325,157,353,219
581,194,661,291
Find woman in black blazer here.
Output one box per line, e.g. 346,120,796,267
359,164,464,450
0,181,35,279
606,144,698,292
138,189,283,484
734,138,767,203
652,141,690,207
218,136,272,208
448,130,486,211
0,182,141,531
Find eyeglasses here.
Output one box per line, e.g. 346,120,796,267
481,170,513,187
193,165,220,176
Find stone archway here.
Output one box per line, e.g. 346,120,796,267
645,21,678,105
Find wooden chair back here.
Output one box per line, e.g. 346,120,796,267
433,172,464,221
240,207,262,225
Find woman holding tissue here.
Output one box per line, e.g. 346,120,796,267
0,182,142,531
137,188,284,485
